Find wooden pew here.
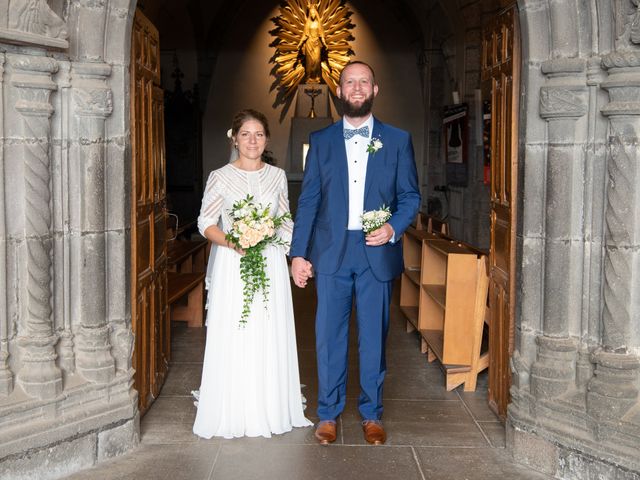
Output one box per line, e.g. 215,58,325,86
164,212,209,327
415,212,450,236
167,239,208,273
168,271,206,328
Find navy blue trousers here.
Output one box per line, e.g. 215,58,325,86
314,230,392,421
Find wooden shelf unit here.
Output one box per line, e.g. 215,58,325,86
400,227,443,332
400,232,489,392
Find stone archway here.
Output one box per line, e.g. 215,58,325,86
0,1,139,477
1,0,640,478
510,0,640,476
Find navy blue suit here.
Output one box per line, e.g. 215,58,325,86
290,117,420,421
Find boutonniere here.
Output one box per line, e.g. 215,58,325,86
366,137,383,154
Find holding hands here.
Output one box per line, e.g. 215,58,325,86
292,257,314,288
291,222,393,289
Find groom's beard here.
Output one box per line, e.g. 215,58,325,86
339,93,374,117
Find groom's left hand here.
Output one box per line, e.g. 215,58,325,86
365,223,395,246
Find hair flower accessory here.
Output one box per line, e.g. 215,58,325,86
366,137,383,154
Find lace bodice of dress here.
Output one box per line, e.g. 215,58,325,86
198,163,293,247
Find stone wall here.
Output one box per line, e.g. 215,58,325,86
509,0,640,476
0,1,139,478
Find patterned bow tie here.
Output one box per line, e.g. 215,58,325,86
343,126,370,140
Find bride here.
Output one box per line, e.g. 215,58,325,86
193,109,312,439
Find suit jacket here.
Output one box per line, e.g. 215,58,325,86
290,117,421,282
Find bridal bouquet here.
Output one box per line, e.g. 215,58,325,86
226,195,291,327
361,205,392,234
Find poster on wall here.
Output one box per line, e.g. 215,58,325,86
443,103,468,164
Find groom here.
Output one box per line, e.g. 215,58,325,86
290,61,420,445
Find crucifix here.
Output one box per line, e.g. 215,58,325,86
304,87,322,118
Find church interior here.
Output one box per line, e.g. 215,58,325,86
1,0,639,479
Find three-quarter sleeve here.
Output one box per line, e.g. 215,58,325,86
276,170,293,252
198,171,224,237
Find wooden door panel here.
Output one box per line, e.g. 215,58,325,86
154,206,166,264
134,281,152,408
152,85,166,202
482,5,519,420
490,75,502,203
503,74,513,203
146,30,160,77
158,263,169,367
495,29,503,64
488,281,510,415
504,22,513,63
491,210,510,274
134,80,145,202
136,217,151,275
497,73,506,201
150,280,158,396
153,261,169,396
144,80,154,205
131,9,168,415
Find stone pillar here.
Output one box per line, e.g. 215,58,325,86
587,49,640,424
67,0,108,62
6,53,62,399
530,58,586,399
103,0,136,378
0,51,12,397
575,56,608,390
548,0,579,58
71,62,115,384
52,60,75,374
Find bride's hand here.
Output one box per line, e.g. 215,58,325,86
226,241,245,255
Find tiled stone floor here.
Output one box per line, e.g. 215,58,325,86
66,282,550,480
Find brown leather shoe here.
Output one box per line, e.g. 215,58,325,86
362,420,386,445
315,420,337,445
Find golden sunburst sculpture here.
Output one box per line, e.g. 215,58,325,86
270,0,355,101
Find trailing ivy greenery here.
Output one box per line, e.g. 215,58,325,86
225,195,291,327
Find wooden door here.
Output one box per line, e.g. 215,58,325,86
130,9,169,415
481,5,520,420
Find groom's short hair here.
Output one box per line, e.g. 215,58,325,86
339,61,376,86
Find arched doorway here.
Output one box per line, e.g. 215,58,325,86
2,1,640,478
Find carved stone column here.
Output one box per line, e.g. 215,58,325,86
66,0,108,62
530,59,585,400
548,0,578,58
0,52,12,397
6,53,62,399
587,48,640,423
71,62,115,384
575,56,608,390
52,60,75,374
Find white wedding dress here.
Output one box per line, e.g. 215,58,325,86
193,163,312,439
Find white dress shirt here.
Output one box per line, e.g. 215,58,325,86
344,115,374,230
